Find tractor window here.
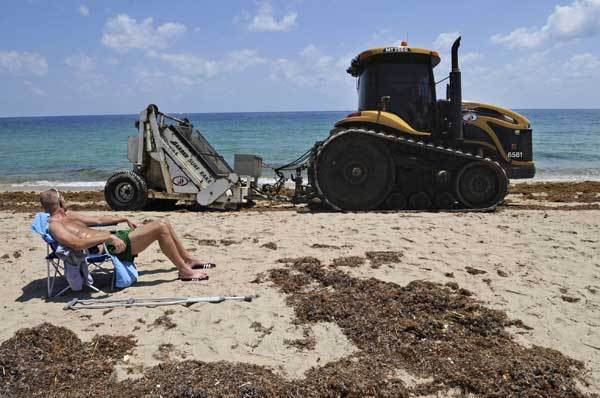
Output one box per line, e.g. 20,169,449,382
358,62,436,132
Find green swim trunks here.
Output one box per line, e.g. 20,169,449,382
106,229,136,262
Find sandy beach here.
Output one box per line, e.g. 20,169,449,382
1,181,599,397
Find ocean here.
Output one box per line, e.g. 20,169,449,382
0,109,599,188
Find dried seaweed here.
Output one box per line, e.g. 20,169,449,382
465,266,487,275
152,311,177,330
365,251,403,268
260,242,278,250
330,256,365,268
0,260,594,397
311,243,339,249
265,258,591,397
0,323,135,398
153,343,175,361
284,328,316,351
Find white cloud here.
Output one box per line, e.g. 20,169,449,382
492,0,600,49
462,52,483,65
491,27,547,49
101,14,186,52
565,52,600,77
221,49,266,72
248,3,297,32
23,80,46,96
64,53,108,95
434,32,461,50
148,49,266,86
79,5,89,17
0,50,48,76
65,54,96,72
153,52,219,80
270,44,352,87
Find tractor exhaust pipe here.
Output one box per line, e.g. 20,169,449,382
450,36,463,143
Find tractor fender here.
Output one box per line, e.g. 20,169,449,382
334,111,431,137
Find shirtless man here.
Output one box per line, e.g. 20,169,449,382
40,189,212,281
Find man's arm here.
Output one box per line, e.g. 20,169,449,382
67,212,138,228
49,222,124,252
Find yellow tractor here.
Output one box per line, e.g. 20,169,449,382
300,37,535,211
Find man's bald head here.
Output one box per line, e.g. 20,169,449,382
40,189,61,214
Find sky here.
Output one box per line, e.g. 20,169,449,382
0,0,599,116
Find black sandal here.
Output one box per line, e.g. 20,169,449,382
192,262,216,269
179,274,209,281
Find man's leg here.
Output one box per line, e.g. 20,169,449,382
128,221,207,279
160,219,211,264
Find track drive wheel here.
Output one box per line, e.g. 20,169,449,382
315,132,395,211
455,161,507,209
104,170,148,210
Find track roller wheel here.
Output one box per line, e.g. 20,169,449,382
409,192,432,210
434,192,456,209
455,161,507,209
104,170,148,210
385,192,407,210
315,132,395,211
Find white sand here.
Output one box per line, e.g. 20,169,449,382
0,208,599,390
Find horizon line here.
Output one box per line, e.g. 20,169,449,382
1,108,600,119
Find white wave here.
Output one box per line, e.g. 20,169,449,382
10,180,105,188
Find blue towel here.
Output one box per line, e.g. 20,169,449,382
30,212,54,244
111,255,138,288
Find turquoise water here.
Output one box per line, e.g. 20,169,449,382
0,109,598,187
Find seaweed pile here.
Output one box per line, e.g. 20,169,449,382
2,181,600,213
267,257,591,397
506,181,600,210
0,258,595,397
0,323,136,397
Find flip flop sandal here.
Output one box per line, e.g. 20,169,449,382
179,275,209,282
192,263,216,269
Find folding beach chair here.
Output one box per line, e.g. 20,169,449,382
30,212,135,297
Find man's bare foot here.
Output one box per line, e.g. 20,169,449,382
185,257,216,269
179,270,209,281
186,256,211,264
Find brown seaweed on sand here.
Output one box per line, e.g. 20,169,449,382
0,259,594,398
365,250,404,268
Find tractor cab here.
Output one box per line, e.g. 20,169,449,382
347,43,441,133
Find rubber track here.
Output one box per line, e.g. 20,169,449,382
310,128,509,212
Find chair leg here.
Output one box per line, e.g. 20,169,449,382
87,284,100,293
47,259,71,298
55,285,71,297
47,260,53,297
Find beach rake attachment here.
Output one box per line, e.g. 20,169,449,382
64,295,254,310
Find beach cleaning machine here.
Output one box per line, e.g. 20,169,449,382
104,104,261,210
106,37,535,212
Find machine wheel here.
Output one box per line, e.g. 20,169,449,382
104,170,148,211
434,192,456,209
455,161,507,209
409,192,432,210
315,132,395,211
385,192,407,210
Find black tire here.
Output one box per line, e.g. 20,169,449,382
104,170,148,211
315,132,395,211
408,192,432,210
434,192,456,209
385,192,408,210
455,161,507,209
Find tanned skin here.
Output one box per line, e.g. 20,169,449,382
40,189,210,280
